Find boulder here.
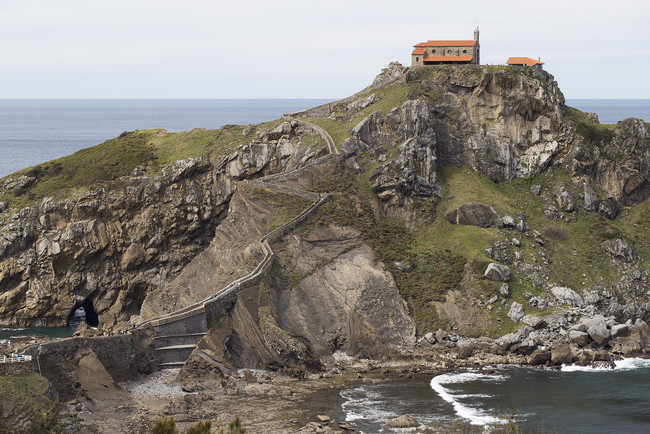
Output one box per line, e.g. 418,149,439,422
435,329,449,343
583,184,599,212
635,319,650,334
583,315,610,345
530,185,542,196
499,284,510,298
445,204,498,228
484,263,510,281
556,190,575,212
598,197,618,220
507,302,524,323
496,333,520,349
609,329,645,356
515,219,529,232
528,296,548,310
521,315,545,329
610,324,630,339
347,94,378,111
601,238,637,263
340,137,369,157
575,348,596,365
527,349,551,366
516,338,538,355
568,330,589,346
424,332,436,345
570,323,587,332
551,343,574,365
550,286,584,308
394,261,413,272
501,215,517,228
386,414,419,428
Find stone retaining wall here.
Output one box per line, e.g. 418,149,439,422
22,330,156,400
0,360,36,376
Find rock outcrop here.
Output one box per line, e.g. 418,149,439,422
1,63,649,392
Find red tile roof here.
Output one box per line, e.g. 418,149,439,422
414,40,476,47
506,57,544,66
412,48,425,55
423,56,473,63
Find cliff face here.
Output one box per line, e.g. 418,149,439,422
0,157,225,330
1,63,649,374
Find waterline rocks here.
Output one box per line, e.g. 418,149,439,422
385,414,419,428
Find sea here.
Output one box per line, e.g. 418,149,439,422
1,98,650,432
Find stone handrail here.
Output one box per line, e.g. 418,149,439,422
136,120,339,333
283,117,339,155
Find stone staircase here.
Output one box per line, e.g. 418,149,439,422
155,333,206,369
149,307,208,369
135,118,339,370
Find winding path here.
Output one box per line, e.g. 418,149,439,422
135,119,339,368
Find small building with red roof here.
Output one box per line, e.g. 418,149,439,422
412,28,480,66
506,57,544,69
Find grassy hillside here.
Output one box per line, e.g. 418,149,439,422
0,121,282,209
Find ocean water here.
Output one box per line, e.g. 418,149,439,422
566,99,650,125
0,327,74,345
0,99,331,178
341,359,650,433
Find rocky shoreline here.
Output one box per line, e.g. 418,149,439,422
8,321,629,433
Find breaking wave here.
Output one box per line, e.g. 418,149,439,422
430,372,507,426
562,357,650,372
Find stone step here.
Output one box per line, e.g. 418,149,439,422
153,311,208,336
155,345,196,364
156,344,197,351
154,333,205,348
159,362,185,370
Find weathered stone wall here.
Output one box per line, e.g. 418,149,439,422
21,330,156,401
0,361,36,377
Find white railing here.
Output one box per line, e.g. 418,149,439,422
0,354,33,363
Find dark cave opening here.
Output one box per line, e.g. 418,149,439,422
68,298,99,329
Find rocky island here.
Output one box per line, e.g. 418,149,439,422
0,63,648,432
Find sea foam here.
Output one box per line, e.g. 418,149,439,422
430,372,506,426
562,357,650,372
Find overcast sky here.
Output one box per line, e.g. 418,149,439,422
2,0,649,99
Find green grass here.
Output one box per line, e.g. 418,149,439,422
304,158,649,337
303,71,440,149
0,120,286,209
0,373,60,431
243,184,314,233
565,105,616,143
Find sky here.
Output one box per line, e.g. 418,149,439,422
2,0,649,99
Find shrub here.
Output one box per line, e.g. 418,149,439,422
153,417,177,434
186,420,211,434
227,417,245,434
544,225,568,241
